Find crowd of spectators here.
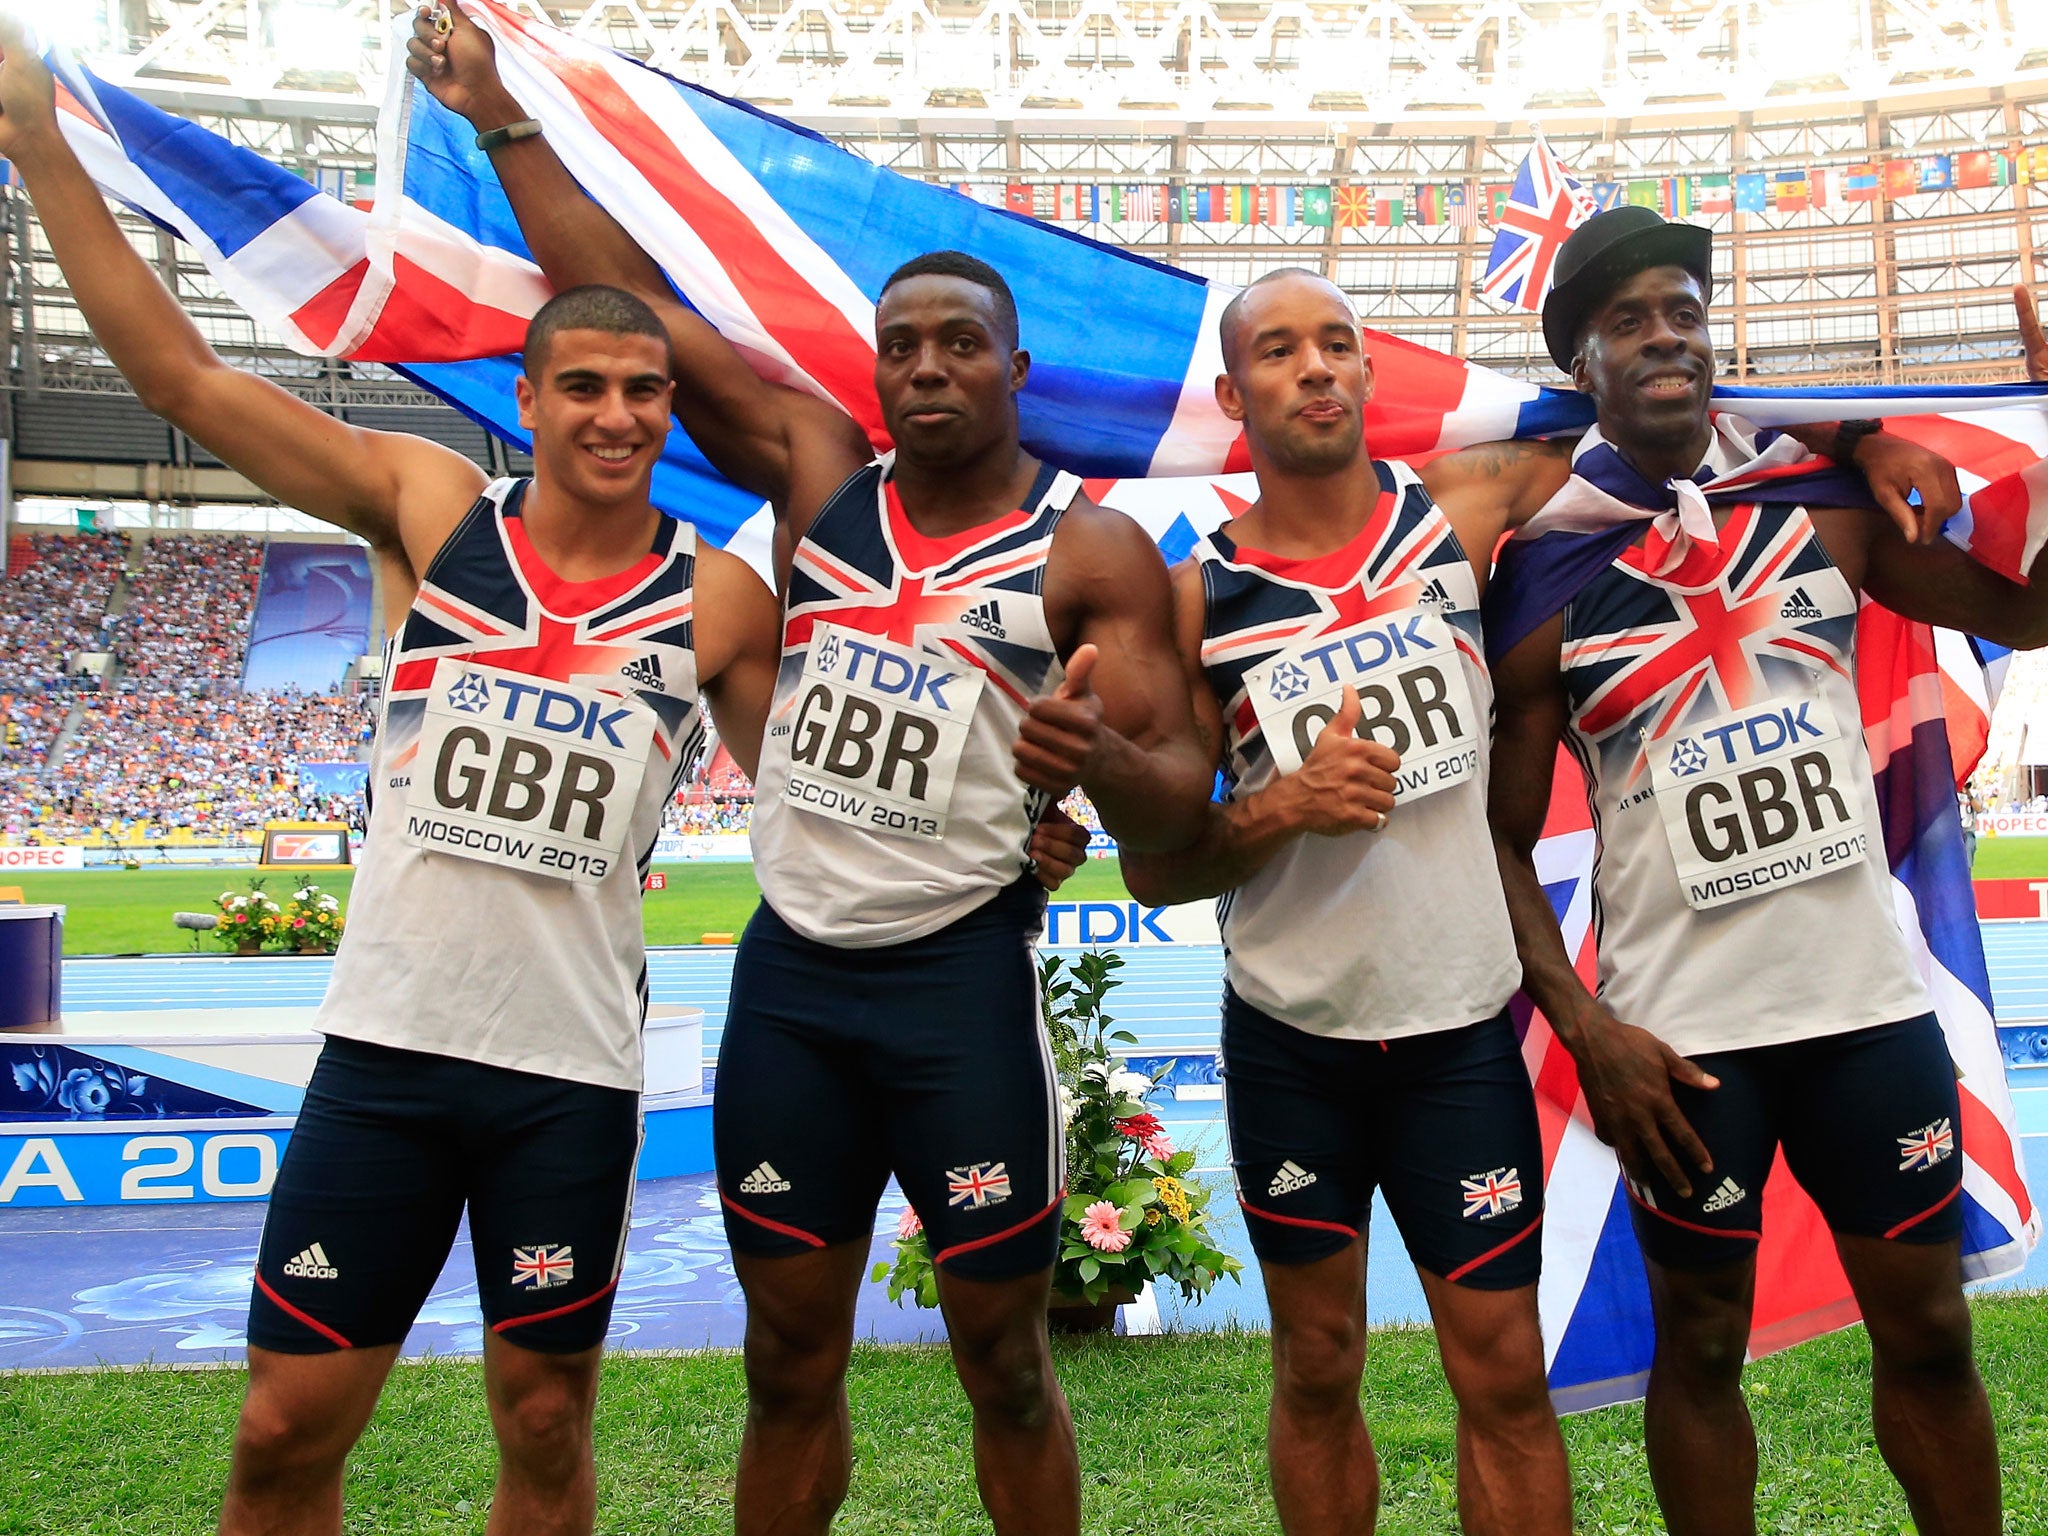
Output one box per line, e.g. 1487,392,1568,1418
114,535,264,683
2,686,374,842
662,799,753,836
0,531,377,844
0,532,124,692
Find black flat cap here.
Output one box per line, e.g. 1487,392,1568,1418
1540,205,1714,373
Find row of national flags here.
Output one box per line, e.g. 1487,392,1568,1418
956,180,1471,228
943,146,2048,229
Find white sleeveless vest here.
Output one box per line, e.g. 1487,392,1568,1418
1199,459,1520,1040
316,480,704,1090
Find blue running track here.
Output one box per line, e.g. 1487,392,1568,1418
7,934,2047,1371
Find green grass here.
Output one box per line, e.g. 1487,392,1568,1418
9,859,1139,955
3,1295,2045,1533
1970,836,2048,880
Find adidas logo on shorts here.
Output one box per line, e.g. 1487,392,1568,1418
739,1161,792,1195
1779,586,1824,620
621,654,666,692
960,599,1007,639
1267,1160,1318,1197
1418,577,1457,612
1700,1177,1747,1214
282,1242,339,1280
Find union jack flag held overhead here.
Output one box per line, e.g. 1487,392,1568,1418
1481,134,1597,313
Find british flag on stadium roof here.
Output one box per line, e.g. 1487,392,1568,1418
1480,133,1597,313
33,4,2048,1408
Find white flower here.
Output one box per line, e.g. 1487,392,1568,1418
1106,1068,1154,1103
1056,1084,1078,1130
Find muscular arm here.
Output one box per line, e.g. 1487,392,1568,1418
691,545,782,783
1,43,481,618
1856,518,2048,649
1420,437,1575,543
411,6,869,533
1020,508,1213,853
1486,617,1591,1031
1121,563,1397,905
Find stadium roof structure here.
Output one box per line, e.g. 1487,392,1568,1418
4,0,2047,506
71,0,2048,127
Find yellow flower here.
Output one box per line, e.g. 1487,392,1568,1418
1152,1175,1192,1224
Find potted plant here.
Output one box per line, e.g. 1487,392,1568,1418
872,950,1242,1330
278,883,345,954
212,879,282,955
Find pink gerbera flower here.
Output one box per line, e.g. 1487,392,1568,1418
897,1207,922,1240
1080,1200,1131,1253
1139,1130,1176,1162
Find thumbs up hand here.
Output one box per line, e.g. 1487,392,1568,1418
1014,644,1106,797
1285,685,1400,836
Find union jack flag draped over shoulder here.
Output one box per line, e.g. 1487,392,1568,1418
34,4,2048,1408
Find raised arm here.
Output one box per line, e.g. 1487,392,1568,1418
0,20,482,616
1121,561,1398,905
1014,507,1215,853
1486,615,1717,1198
409,5,869,529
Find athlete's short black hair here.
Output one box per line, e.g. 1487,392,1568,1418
879,250,1020,348
523,284,673,378
1218,267,1349,371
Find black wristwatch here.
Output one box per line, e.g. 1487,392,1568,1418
475,119,543,153
1829,418,1884,463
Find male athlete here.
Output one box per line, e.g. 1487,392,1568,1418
0,26,785,1535
1487,206,2048,1536
1115,263,1960,1536
411,11,1211,1534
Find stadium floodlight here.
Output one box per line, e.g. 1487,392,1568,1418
269,0,363,77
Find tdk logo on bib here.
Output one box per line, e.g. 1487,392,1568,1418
1667,736,1710,778
451,673,642,750
1266,661,1311,703
447,671,493,713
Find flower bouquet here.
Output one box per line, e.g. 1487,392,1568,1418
212,879,283,954
872,949,1242,1319
279,883,345,954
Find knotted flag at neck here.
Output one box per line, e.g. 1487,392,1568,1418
1483,414,1878,664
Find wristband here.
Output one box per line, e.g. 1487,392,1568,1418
1829,418,1883,463
475,119,543,153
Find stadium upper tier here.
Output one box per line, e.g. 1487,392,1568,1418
6,0,2047,488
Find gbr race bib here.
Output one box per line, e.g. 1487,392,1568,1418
1244,610,1479,801
1650,692,1870,910
403,659,654,884
783,624,985,841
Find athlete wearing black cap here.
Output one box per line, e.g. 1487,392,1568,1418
1487,206,2048,1536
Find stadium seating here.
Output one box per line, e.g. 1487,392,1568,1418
0,531,373,845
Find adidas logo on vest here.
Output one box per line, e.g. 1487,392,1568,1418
739,1162,793,1195
1779,587,1824,620
1418,577,1457,612
1267,1160,1318,1197
960,599,1007,639
621,653,666,692
1700,1176,1747,1214
282,1242,339,1280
